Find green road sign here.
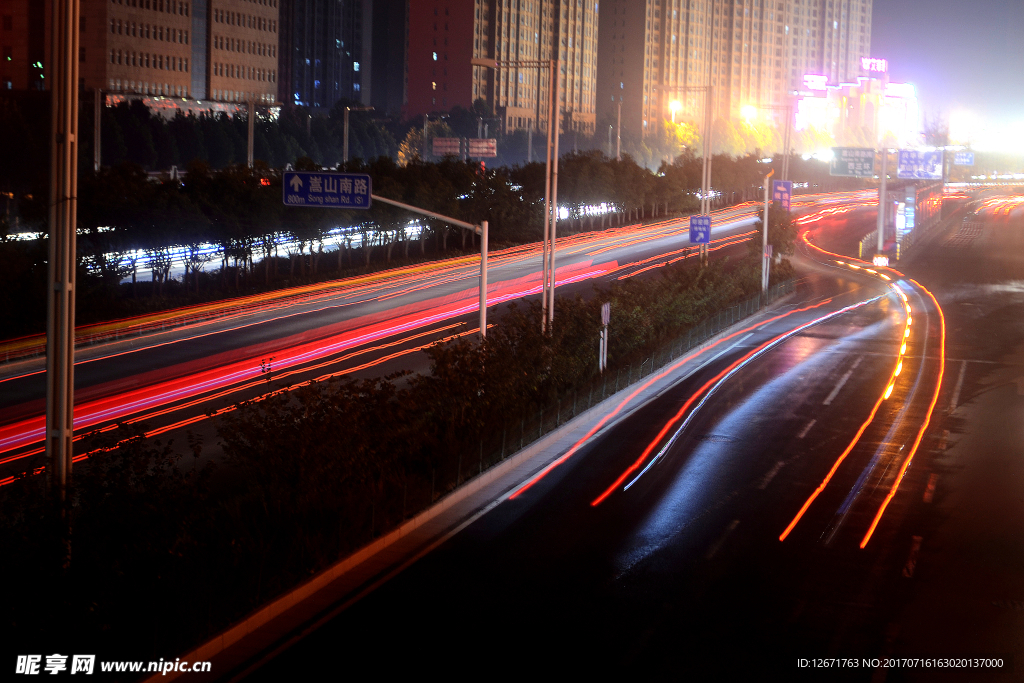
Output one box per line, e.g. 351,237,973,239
830,147,876,177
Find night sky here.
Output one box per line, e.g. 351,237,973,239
872,0,1024,127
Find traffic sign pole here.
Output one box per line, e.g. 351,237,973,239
763,169,774,293
877,148,887,254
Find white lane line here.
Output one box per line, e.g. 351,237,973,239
705,519,740,560
757,461,786,490
822,357,862,405
949,360,967,412
796,419,816,439
621,333,753,492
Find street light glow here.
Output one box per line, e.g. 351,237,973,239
741,105,757,121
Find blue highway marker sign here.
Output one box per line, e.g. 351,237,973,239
897,150,944,180
954,151,975,166
690,215,711,244
282,172,372,209
772,180,793,211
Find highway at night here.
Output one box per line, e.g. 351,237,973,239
209,192,1024,681
0,191,873,484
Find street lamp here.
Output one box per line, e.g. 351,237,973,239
662,85,715,262
670,99,681,124
471,56,560,331
754,102,794,181
741,104,758,122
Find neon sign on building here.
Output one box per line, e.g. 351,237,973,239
861,57,888,73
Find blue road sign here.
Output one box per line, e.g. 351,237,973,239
772,179,793,211
897,150,944,180
954,151,975,166
282,172,372,209
689,215,711,244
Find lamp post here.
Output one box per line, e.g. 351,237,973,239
47,0,79,504
663,85,715,263
471,56,560,331
762,167,775,293
343,105,374,164
752,102,794,180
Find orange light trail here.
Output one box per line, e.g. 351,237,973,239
859,279,945,548
779,263,912,541
507,297,837,502
591,297,879,507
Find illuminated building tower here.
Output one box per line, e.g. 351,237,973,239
788,0,872,90
207,0,281,104
0,0,44,91
597,0,791,140
597,0,871,144
3,0,280,103
278,0,367,109
405,0,598,134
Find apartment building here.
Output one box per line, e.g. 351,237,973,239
597,0,872,142
206,0,280,104
278,0,367,110
406,0,598,134
3,0,279,104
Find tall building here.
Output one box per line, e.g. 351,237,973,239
788,0,872,92
278,0,367,110
598,0,790,141
370,0,407,115
5,0,279,104
205,0,281,104
596,0,872,144
406,0,598,134
0,0,45,91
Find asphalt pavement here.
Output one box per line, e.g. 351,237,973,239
238,206,970,681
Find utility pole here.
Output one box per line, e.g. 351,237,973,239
93,88,102,172
762,168,775,293
527,120,533,163
470,56,559,332
47,0,80,508
247,98,255,168
616,98,622,161
877,148,888,254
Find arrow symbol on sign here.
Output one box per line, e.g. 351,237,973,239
289,175,303,192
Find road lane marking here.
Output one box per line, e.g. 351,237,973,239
822,357,862,405
705,520,740,560
861,279,946,548
949,360,967,412
610,298,881,502
757,461,786,490
902,535,923,577
923,473,938,503
796,419,816,439
510,297,840,502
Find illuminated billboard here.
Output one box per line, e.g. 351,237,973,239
861,57,888,73
803,74,828,91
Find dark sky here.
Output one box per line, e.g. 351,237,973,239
872,0,1024,126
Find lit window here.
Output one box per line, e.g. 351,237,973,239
353,61,360,71
433,52,438,61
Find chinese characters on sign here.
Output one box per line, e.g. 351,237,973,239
897,150,944,180
954,151,975,166
772,180,793,211
689,215,711,244
282,172,372,209
861,57,888,72
830,147,876,178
